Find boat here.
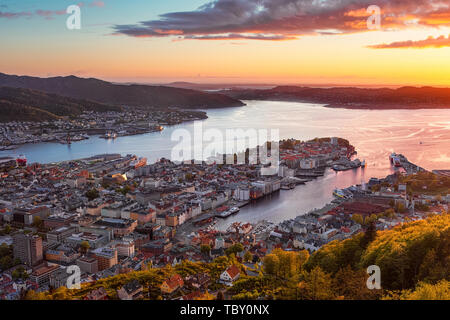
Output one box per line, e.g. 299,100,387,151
130,157,147,169
103,132,117,139
332,164,348,171
333,188,353,200
361,160,366,168
215,210,233,218
229,207,240,214
16,154,27,166
333,188,346,198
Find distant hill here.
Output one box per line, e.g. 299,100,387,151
220,85,450,109
0,73,245,109
0,86,122,122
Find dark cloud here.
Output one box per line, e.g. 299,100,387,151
368,34,450,49
113,0,450,41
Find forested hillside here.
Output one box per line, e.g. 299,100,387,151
26,213,449,300
0,86,122,122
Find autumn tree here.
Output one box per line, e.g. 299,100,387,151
299,267,334,300
80,241,90,254
360,221,377,248
263,254,280,276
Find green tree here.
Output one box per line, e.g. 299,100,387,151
85,188,99,201
200,244,211,255
225,243,244,256
243,251,253,263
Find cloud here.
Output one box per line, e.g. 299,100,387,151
113,0,450,41
35,9,66,20
183,33,297,40
0,1,105,20
0,10,32,19
368,34,450,49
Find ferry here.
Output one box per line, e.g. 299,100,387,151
215,210,233,218
333,188,353,200
215,206,240,218
16,154,27,166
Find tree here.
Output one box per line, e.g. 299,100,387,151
384,208,396,218
32,216,43,229
352,214,364,225
332,265,381,300
243,251,253,263
263,254,280,276
216,291,225,300
12,266,29,280
85,188,99,201
225,243,244,256
3,225,11,234
80,241,90,254
200,244,211,255
360,221,377,248
300,267,334,300
392,280,450,300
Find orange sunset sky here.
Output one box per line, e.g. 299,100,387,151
1,0,450,86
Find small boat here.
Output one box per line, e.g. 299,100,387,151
332,164,348,171
333,188,346,198
229,207,240,214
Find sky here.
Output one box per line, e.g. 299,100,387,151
1,0,450,86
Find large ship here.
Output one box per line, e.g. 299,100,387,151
16,154,27,166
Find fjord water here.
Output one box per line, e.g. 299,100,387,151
3,101,450,225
